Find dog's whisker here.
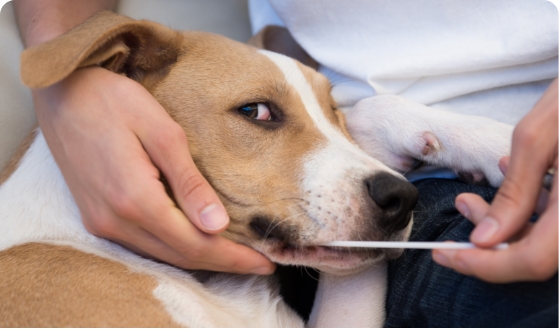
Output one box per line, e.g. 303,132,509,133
303,266,320,282
402,159,424,176
264,211,307,241
257,196,308,208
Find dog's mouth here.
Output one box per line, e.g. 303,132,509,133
252,241,386,273
243,214,412,273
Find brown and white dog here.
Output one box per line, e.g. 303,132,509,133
0,12,513,327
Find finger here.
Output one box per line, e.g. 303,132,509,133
100,149,275,275
129,181,275,274
433,243,528,283
455,193,490,225
130,90,229,234
471,80,558,247
109,220,274,274
434,176,558,283
499,156,549,214
433,211,557,283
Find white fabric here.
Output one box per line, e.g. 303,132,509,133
249,0,558,125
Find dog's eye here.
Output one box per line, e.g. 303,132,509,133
238,103,272,121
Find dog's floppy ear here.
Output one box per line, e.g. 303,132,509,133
248,25,318,70
21,11,182,89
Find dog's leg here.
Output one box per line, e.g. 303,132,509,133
307,263,387,328
345,95,514,187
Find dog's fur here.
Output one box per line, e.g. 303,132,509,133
0,12,513,327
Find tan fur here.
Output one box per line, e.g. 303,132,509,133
0,126,37,185
0,243,180,327
151,34,337,247
6,11,382,325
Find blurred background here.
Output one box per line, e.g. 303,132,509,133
117,0,252,42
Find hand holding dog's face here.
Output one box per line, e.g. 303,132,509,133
23,12,418,275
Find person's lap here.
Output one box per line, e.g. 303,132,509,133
385,178,558,327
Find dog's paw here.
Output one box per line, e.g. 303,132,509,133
346,95,513,187
344,96,435,172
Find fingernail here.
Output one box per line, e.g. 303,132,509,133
455,201,470,218
433,251,450,267
471,217,499,243
199,204,228,231
252,266,273,275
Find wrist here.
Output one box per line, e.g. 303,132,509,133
25,24,68,48
14,0,117,48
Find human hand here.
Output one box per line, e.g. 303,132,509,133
33,67,275,275
432,79,558,283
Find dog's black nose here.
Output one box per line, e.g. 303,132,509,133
365,172,418,235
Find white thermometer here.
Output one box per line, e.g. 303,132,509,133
322,241,509,250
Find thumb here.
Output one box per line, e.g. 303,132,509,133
471,80,557,247
140,118,229,234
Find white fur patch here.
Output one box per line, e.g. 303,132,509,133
346,95,513,186
258,50,402,242
0,131,302,327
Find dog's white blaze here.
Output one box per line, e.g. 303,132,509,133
258,50,356,149
259,50,400,240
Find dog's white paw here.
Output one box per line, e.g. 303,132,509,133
346,95,513,187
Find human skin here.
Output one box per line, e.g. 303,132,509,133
13,0,275,275
433,79,558,283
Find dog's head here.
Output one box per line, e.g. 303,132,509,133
21,12,418,275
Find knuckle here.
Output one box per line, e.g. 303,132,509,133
170,123,188,142
82,219,100,236
512,125,538,148
109,193,141,220
164,123,188,145
179,243,206,260
494,178,524,206
153,123,189,154
177,171,207,202
86,216,118,238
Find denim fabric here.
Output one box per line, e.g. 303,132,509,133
385,179,558,328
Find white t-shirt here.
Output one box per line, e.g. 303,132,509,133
249,0,558,125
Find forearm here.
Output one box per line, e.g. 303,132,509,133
14,0,116,48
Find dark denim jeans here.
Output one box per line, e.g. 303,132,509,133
385,179,558,327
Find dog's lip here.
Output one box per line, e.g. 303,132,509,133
271,241,387,257
258,242,382,269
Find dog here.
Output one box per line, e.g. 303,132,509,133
0,12,513,327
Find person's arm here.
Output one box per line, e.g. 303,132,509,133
13,0,275,275
14,0,116,47
433,79,558,283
